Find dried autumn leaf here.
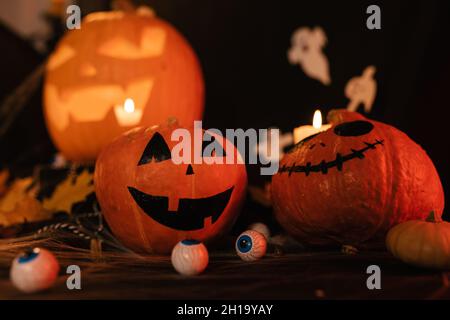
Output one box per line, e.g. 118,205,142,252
0,177,48,228
0,177,36,212
42,169,94,214
0,196,48,227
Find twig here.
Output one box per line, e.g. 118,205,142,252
0,62,46,139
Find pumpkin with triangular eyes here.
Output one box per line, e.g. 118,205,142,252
94,122,247,254
271,110,444,248
44,7,204,162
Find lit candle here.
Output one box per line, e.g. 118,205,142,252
293,109,331,144
114,98,143,126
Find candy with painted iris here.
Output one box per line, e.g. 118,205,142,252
236,230,267,261
10,248,60,293
171,240,209,276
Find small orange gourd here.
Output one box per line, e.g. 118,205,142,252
386,212,450,270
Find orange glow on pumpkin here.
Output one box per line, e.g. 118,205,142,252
43,8,204,162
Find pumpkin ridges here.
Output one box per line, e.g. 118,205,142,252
382,125,397,234
390,223,409,258
414,223,427,263
424,222,448,269
387,218,450,269
386,221,407,258
432,222,450,268
273,110,444,248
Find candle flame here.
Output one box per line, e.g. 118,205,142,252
313,109,323,129
123,98,135,113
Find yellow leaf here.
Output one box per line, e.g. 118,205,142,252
42,169,94,214
0,177,36,212
0,176,48,228
0,196,48,227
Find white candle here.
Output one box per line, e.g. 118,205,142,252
293,109,331,144
114,98,143,127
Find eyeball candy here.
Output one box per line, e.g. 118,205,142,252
10,248,60,293
236,230,267,261
249,222,271,240
171,240,209,276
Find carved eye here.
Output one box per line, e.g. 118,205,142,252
98,27,166,59
47,45,75,71
138,132,171,165
334,121,374,137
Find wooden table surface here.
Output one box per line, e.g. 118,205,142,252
0,250,448,300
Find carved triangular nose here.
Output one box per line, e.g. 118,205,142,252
186,164,194,175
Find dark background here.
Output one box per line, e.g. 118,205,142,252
0,0,449,219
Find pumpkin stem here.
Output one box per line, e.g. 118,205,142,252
426,211,442,223
327,109,367,125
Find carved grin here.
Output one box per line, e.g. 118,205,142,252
128,187,234,231
279,139,385,176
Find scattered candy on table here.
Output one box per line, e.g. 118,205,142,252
171,240,209,276
236,230,267,261
10,248,60,293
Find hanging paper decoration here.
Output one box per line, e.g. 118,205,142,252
288,26,331,85
345,65,377,113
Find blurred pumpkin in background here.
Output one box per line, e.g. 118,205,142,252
43,7,204,162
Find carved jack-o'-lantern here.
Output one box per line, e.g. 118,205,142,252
94,122,247,254
44,8,204,162
272,110,444,248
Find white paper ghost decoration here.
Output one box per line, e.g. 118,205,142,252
288,26,331,85
345,65,377,113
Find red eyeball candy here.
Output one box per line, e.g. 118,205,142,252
10,248,60,293
171,240,209,276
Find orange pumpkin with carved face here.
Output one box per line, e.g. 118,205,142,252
94,122,247,254
44,8,204,162
272,110,444,248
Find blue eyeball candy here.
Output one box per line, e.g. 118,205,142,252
171,240,209,276
10,248,60,293
236,230,267,261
